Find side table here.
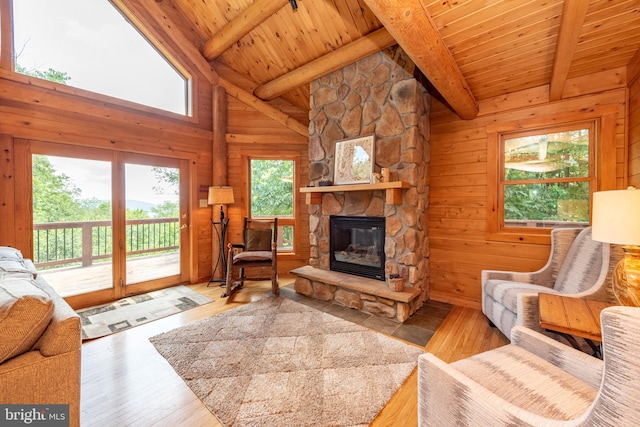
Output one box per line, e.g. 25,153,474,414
538,293,611,358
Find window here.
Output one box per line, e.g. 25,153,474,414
12,0,191,115
249,158,295,252
500,122,595,229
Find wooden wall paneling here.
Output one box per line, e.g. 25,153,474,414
429,87,627,308
628,51,640,187
0,134,15,246
0,0,13,71
10,139,32,255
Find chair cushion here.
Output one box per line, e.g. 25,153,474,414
452,344,597,420
233,251,273,263
0,276,54,363
245,229,272,251
483,279,559,313
554,227,604,294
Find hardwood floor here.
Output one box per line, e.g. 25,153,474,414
80,279,509,426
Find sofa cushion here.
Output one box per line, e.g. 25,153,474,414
0,276,54,363
0,246,24,261
0,259,38,276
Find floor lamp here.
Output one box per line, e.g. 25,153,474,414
207,186,235,286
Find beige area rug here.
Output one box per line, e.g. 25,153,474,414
77,285,213,340
149,297,424,427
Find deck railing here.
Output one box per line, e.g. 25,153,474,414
33,218,180,269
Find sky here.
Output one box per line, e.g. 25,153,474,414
13,0,187,114
47,156,178,206
14,1,183,206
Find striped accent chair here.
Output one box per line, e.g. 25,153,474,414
481,227,621,339
418,306,640,426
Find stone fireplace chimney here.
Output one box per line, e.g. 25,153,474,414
303,46,431,319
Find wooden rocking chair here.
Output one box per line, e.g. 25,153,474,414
223,217,279,298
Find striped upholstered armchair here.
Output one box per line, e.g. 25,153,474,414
418,306,640,426
481,227,622,339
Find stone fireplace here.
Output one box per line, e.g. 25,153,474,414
292,47,431,322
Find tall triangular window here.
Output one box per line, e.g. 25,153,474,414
13,0,191,116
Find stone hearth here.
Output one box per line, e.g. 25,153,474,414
294,47,431,322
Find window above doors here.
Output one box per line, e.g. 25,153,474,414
12,0,192,116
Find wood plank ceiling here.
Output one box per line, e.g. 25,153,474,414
165,0,640,120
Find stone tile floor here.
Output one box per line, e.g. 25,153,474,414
280,284,453,347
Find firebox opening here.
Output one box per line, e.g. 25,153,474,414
330,215,385,281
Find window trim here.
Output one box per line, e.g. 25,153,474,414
486,108,618,244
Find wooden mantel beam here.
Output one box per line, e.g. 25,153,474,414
201,0,290,61
254,28,397,101
549,0,590,101
362,0,478,120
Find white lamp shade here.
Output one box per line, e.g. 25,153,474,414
208,186,235,205
592,188,640,245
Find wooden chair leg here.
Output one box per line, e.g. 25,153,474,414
222,249,234,298
272,270,279,296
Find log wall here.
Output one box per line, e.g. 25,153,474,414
628,51,640,188
429,69,628,308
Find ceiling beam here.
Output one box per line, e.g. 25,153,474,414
253,28,397,101
201,0,290,61
362,0,478,120
549,0,590,101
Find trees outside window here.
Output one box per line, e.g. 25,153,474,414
249,159,295,251
501,123,594,228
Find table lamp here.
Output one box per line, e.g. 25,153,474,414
592,186,640,306
208,186,235,221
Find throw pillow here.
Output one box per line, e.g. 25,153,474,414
245,229,272,251
0,246,23,261
0,276,54,363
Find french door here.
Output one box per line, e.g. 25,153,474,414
27,141,189,307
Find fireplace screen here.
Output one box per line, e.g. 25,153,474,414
330,216,385,281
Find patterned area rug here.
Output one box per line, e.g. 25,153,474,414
149,297,423,427
77,285,213,340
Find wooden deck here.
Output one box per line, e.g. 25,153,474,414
39,252,180,297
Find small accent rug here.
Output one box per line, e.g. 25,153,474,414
77,285,213,340
149,297,424,427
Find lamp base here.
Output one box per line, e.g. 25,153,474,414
612,245,640,306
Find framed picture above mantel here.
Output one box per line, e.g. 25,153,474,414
333,135,375,185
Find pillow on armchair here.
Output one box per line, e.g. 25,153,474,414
0,276,54,363
245,228,273,251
